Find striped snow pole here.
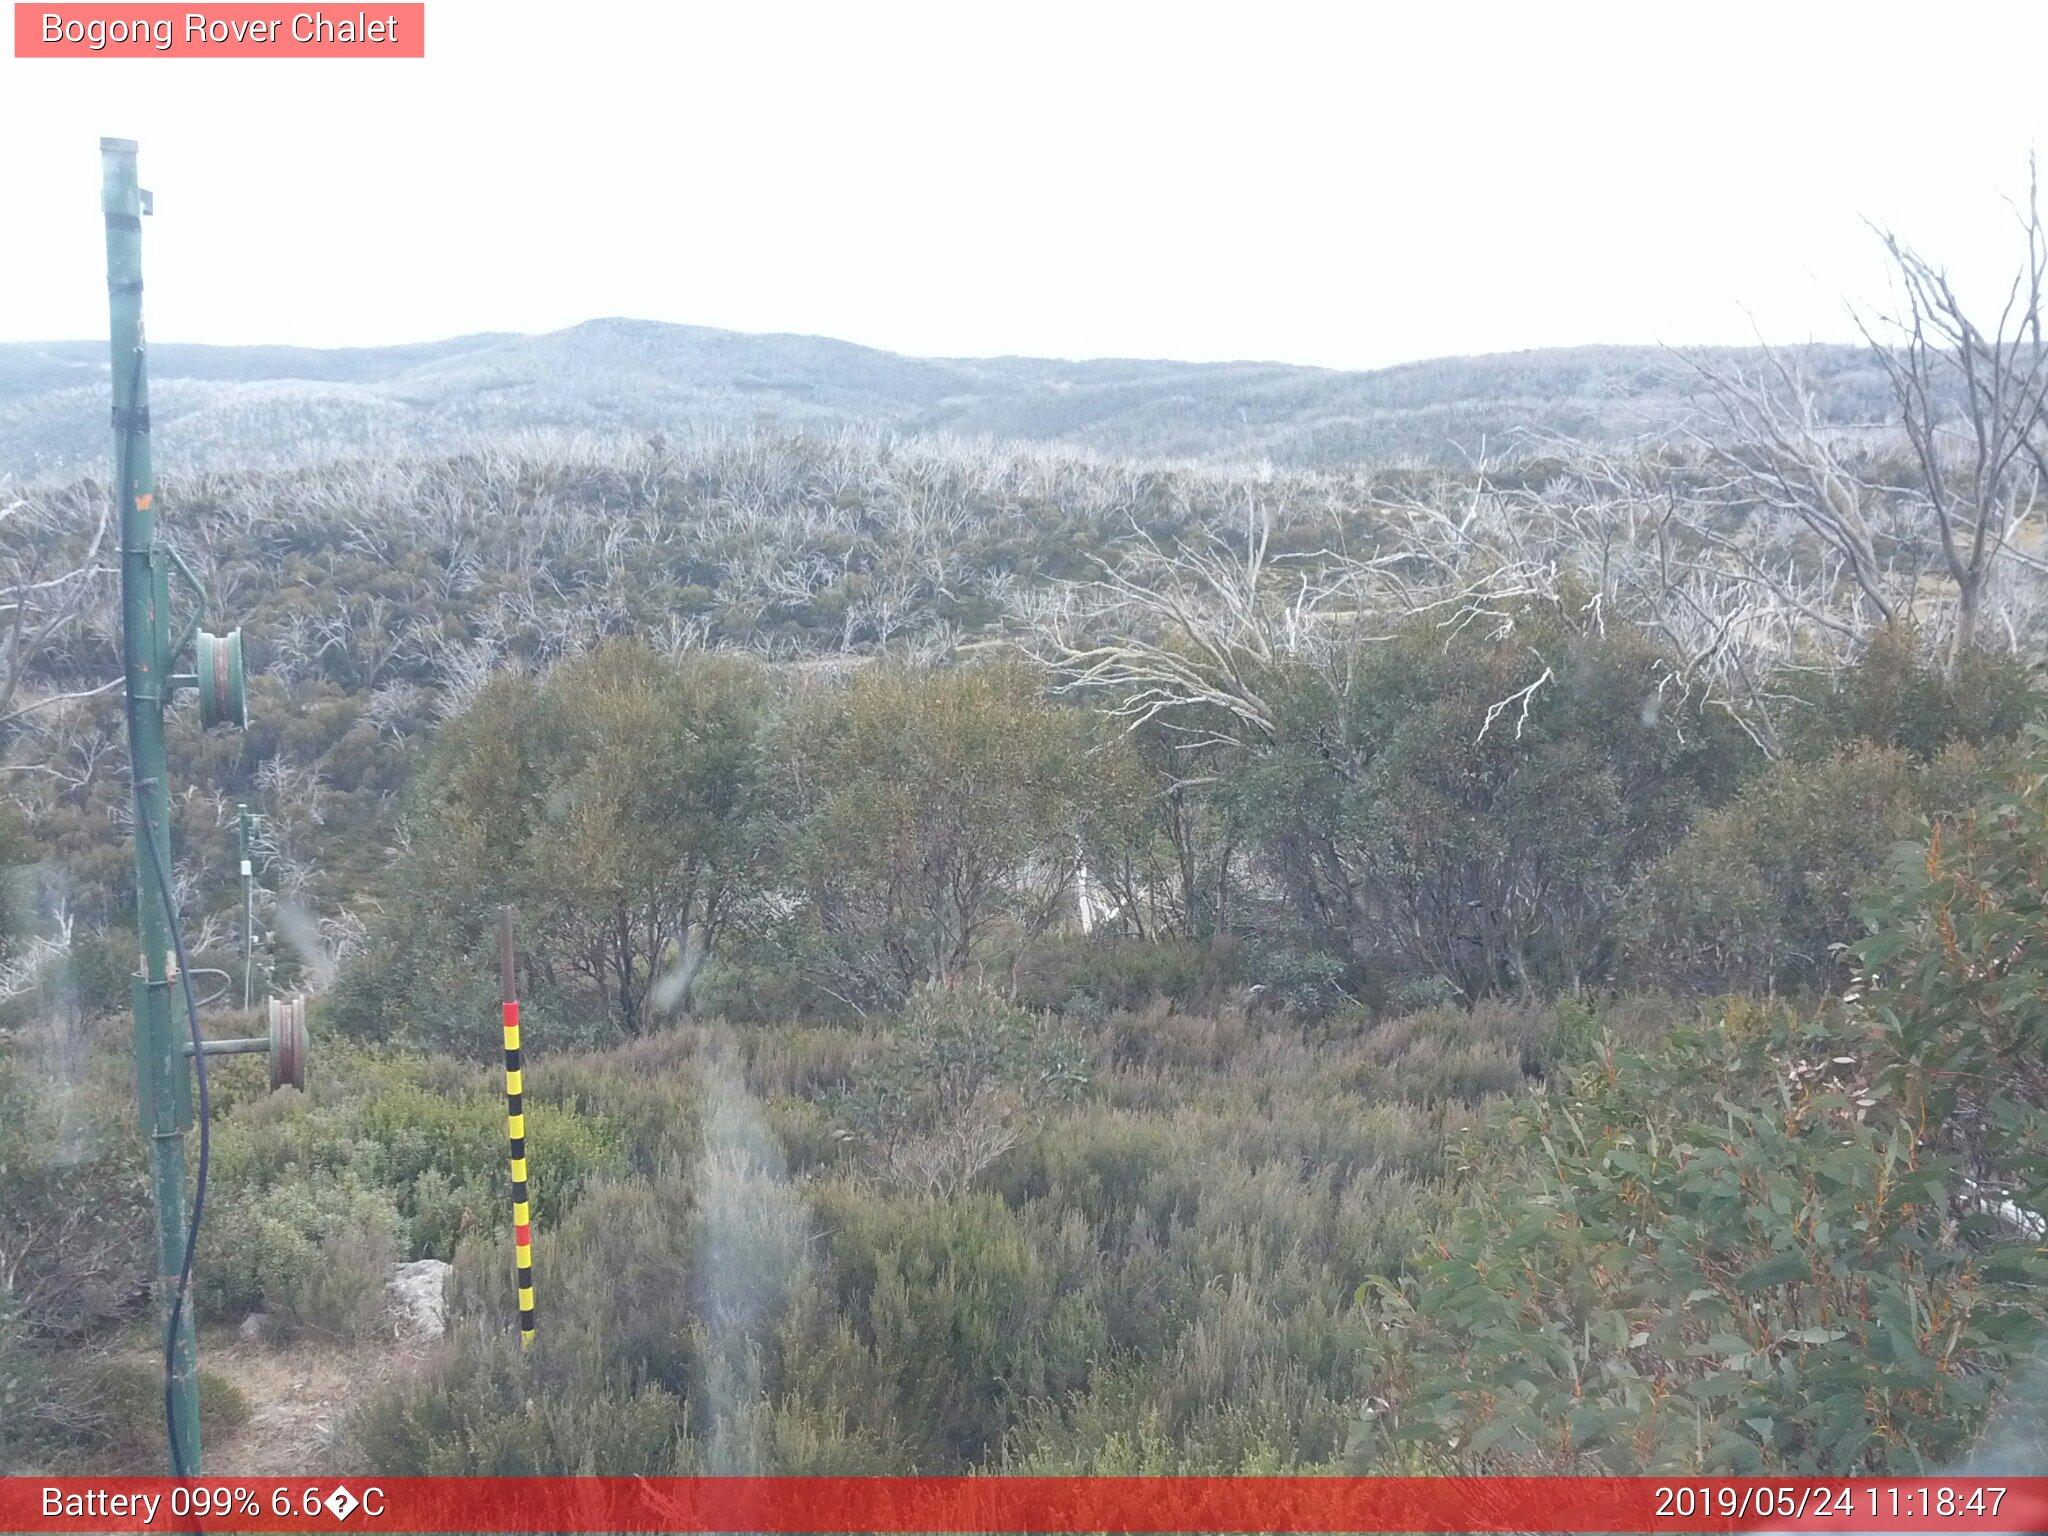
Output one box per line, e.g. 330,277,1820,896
500,906,535,1345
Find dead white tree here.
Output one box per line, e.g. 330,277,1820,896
1681,351,1904,635
1038,497,1557,761
0,491,117,737
1041,505,1297,752
1676,160,2048,677
1858,160,2048,669
1480,439,1871,757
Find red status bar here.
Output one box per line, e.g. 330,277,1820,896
6,1477,2048,1533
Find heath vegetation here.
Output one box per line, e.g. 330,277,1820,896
5,180,2048,1475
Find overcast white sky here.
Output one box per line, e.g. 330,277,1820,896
2,1,2045,369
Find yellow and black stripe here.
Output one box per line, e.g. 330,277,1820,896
500,908,534,1345
505,998,535,1342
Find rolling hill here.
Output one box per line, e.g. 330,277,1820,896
0,319,1893,478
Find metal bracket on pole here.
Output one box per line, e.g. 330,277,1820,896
164,542,207,664
178,997,306,1092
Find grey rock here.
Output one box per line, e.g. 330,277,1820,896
388,1258,452,1340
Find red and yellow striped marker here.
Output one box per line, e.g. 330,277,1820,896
500,906,535,1345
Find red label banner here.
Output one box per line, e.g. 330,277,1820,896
13,4,425,57
5,1477,2048,1533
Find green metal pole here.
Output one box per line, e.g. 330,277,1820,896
239,801,253,1010
104,135,202,1477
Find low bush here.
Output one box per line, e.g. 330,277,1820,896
1332,997,1552,1105
1786,624,2040,762
1011,935,1241,1019
828,985,1090,1199
1368,985,2048,1473
196,1173,403,1339
339,1324,691,1476
202,1042,625,1282
0,1052,151,1339
0,1347,249,1474
1852,728,2048,1225
340,991,1469,1478
1623,743,2005,996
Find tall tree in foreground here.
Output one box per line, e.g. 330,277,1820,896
521,643,771,1027
374,641,771,1040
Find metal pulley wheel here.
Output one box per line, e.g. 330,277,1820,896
196,627,247,729
267,994,307,1091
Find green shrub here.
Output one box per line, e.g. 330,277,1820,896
1234,938,1359,1019
323,930,504,1054
56,928,138,1023
1853,728,2048,1219
1011,935,1240,1018
731,1024,874,1102
0,1052,150,1338
817,1185,1059,1467
196,1173,403,1338
402,1167,497,1262
1333,998,1551,1105
1787,624,2040,762
772,661,1121,1008
1367,998,2045,1474
203,1042,624,1268
340,644,774,1044
340,1325,690,1475
829,985,1091,1198
758,1094,839,1176
1624,743,2005,996
359,1081,585,1229
520,1028,701,1175
283,1206,402,1342
1229,607,1751,1000
3,1353,249,1473
1094,999,1259,1075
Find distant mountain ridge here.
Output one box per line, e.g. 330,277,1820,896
0,318,1893,477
